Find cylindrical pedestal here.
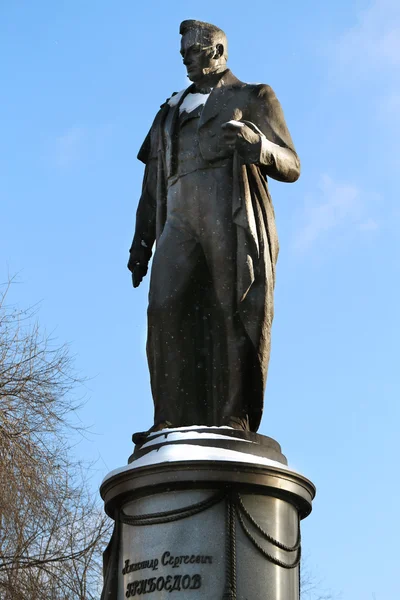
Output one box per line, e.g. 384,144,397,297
100,427,315,600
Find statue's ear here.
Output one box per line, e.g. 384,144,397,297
215,43,224,59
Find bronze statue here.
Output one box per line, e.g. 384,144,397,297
128,20,300,435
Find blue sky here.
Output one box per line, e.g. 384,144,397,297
1,1,399,598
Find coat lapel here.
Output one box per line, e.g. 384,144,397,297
179,102,204,127
164,85,196,176
164,85,195,143
199,70,243,128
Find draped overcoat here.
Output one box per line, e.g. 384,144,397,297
131,70,300,431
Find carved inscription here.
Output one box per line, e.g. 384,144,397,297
161,552,212,568
123,558,159,575
122,551,213,596
122,553,212,575
125,574,201,597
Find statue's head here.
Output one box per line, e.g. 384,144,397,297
179,20,228,83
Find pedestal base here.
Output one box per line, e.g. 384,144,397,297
100,427,315,600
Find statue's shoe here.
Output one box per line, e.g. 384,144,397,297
132,421,174,446
224,416,250,431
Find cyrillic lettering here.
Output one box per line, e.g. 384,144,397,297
171,575,182,592
156,577,165,591
165,575,172,591
137,580,146,595
123,559,130,575
191,574,202,590
132,581,140,596
182,575,191,590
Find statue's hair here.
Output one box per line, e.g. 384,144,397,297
179,20,228,60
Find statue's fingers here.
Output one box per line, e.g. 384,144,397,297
132,268,143,288
221,124,237,134
222,131,238,144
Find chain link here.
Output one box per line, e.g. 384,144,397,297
120,490,226,527
236,493,301,552
222,492,237,600
235,505,301,570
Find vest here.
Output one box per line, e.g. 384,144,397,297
165,102,230,182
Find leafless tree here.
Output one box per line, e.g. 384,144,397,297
301,558,334,600
0,282,110,599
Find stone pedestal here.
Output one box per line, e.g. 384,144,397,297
100,427,315,600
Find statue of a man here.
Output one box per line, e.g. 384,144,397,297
128,20,300,435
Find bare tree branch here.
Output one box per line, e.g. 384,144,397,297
0,282,111,599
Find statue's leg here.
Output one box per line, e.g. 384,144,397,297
203,232,250,428
147,221,201,427
200,176,250,429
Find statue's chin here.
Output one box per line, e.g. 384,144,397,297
187,65,227,84
186,72,200,83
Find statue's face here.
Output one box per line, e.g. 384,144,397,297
180,31,224,82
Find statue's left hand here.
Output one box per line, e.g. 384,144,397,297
127,247,150,288
131,264,148,288
221,121,262,164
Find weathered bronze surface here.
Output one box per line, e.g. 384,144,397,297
128,20,300,433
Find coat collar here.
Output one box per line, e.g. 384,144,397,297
165,70,243,137
214,69,243,89
198,70,244,128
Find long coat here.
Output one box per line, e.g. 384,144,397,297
131,70,300,431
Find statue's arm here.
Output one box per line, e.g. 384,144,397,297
128,102,171,287
251,84,300,183
223,85,300,183
127,158,157,287
129,159,157,254
128,122,159,287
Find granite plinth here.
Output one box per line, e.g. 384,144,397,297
100,427,315,600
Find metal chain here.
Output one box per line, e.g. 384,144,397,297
236,494,300,552
222,492,237,600
120,486,300,589
235,506,301,570
120,489,226,527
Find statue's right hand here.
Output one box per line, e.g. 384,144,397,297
127,248,149,288
131,263,148,288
